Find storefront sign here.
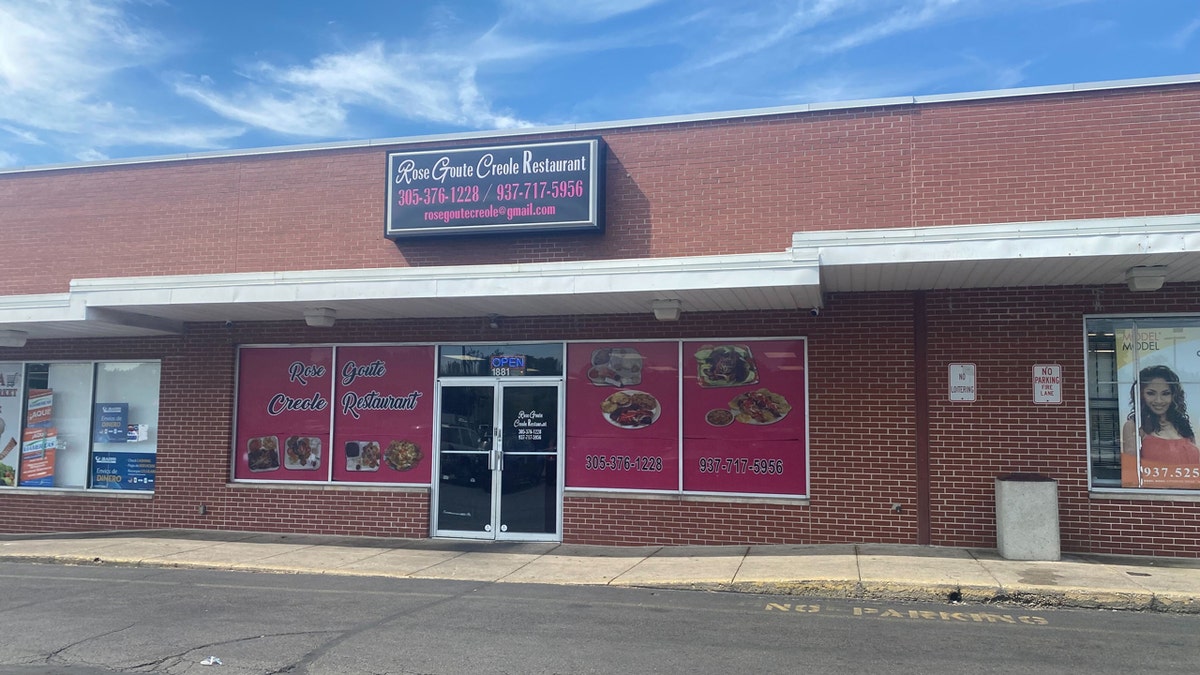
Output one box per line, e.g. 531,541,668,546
385,139,606,238
1032,364,1062,404
491,355,526,377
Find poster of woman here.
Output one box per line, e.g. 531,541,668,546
1117,326,1200,488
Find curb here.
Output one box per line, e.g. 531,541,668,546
5,554,1200,614
628,580,1200,614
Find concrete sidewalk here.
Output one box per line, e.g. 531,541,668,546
2,529,1199,613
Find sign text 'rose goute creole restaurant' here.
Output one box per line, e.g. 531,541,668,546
385,138,606,238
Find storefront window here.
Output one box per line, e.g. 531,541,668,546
233,340,808,499
233,346,434,484
91,362,161,491
438,344,564,378
1087,317,1200,490
564,339,809,498
0,361,160,491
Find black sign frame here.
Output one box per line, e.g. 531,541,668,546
385,138,606,238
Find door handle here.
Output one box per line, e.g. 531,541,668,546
494,446,504,472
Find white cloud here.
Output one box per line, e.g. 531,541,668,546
501,0,665,23
74,148,108,163
0,149,18,168
1167,16,1200,50
0,0,246,163
176,38,538,138
817,0,967,54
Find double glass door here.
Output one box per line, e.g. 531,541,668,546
434,381,561,540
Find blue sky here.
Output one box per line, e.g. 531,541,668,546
1,0,1198,169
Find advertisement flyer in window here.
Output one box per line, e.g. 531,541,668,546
91,451,156,490
19,425,56,488
1117,326,1200,489
682,339,807,496
93,403,129,443
234,347,334,482
0,363,22,486
331,345,434,484
564,342,680,490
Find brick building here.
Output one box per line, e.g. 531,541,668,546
2,74,1199,556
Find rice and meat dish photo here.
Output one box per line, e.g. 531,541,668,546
600,390,660,429
694,344,758,387
346,441,382,471
729,388,792,425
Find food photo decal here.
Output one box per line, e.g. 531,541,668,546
345,441,381,471
695,344,758,387
247,436,280,472
730,388,791,425
588,347,644,387
601,390,660,429
284,436,321,470
385,440,422,471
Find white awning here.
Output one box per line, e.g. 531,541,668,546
0,251,823,340
1,212,1198,341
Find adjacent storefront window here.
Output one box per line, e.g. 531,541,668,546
0,361,160,491
1087,317,1200,491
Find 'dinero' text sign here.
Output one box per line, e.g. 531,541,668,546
386,138,606,238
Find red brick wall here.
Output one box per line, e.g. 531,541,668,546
2,290,1200,554
3,84,1200,296
3,82,1200,554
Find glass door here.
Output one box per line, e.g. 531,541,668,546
434,381,561,541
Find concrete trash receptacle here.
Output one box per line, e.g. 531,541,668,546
995,473,1060,561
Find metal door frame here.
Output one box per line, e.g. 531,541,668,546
431,377,564,541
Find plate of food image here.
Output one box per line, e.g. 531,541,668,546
284,436,321,470
588,347,644,387
600,390,661,429
694,344,758,387
385,440,422,471
345,441,381,472
247,436,280,472
729,388,792,425
705,408,735,427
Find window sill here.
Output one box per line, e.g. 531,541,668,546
0,487,153,499
1090,489,1200,502
227,481,430,493
565,488,810,507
